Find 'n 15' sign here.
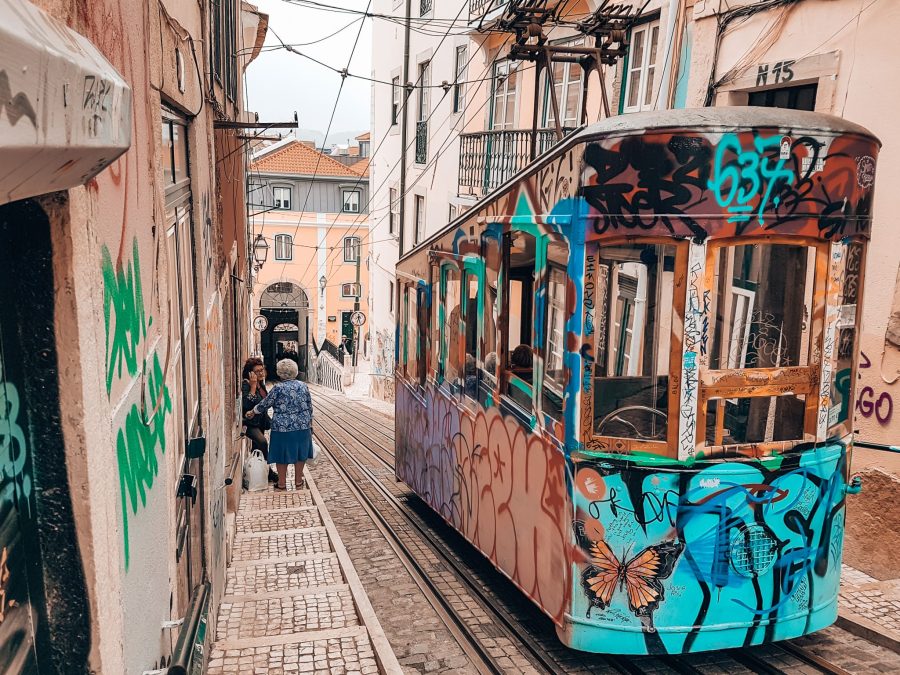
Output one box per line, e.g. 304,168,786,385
756,60,795,87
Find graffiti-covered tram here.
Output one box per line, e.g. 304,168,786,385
394,108,879,654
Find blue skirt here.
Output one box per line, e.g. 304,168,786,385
268,428,313,464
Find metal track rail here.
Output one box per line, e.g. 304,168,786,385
314,422,504,675
314,415,594,674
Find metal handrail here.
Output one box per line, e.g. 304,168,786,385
167,582,210,674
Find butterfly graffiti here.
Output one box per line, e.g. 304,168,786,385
579,532,684,621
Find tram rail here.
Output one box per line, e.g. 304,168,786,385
309,387,859,675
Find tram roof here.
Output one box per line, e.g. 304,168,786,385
574,106,880,144
399,107,879,263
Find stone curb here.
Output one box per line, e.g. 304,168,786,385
837,609,900,655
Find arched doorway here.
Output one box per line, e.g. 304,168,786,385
259,282,310,379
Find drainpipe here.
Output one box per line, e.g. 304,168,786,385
854,440,900,453
398,0,412,256
656,0,681,110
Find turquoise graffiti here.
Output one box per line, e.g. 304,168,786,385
0,361,30,516
708,134,795,225
103,239,172,569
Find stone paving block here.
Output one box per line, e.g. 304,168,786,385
232,528,332,561
217,589,359,639
207,631,378,675
226,556,344,595
237,508,322,533
241,489,316,511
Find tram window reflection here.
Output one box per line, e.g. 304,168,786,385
709,243,815,371
594,244,675,440
463,272,479,399
504,232,536,409
440,264,461,389
405,286,418,380
705,395,806,445
542,241,569,421
480,233,501,405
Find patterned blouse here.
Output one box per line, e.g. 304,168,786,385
252,380,313,432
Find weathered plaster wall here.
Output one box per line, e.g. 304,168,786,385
685,0,900,446
18,0,248,671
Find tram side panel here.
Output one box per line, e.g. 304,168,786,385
565,444,848,654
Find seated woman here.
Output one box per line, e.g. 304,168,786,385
509,344,534,382
241,357,277,483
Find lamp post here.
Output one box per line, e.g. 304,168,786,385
252,234,269,272
319,275,326,294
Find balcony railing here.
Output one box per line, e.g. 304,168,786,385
415,121,428,164
458,127,576,193
469,0,506,22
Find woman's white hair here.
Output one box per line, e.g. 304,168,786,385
276,358,299,380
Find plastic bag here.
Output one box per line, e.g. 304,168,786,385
244,449,268,492
308,438,321,464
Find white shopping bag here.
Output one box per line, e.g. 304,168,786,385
244,449,269,492
308,438,321,464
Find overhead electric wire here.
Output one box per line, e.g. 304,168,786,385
284,0,480,288
271,2,371,282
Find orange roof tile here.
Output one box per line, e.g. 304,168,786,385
356,131,370,141
348,158,370,176
250,140,363,178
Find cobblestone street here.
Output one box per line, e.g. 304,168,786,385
207,472,400,674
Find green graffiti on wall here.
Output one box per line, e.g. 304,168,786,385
102,239,147,395
102,239,171,569
0,361,30,516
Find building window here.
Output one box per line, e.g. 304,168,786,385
747,83,818,111
343,236,360,262
453,45,468,114
275,234,294,260
389,187,398,234
623,20,661,113
342,189,360,213
420,0,432,17
416,62,430,164
391,76,400,125
543,39,584,127
490,60,519,130
414,195,425,245
273,186,291,210
341,282,361,298
449,204,457,222
389,280,395,313
274,234,293,260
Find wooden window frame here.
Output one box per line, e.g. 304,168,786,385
697,236,829,455
583,237,688,456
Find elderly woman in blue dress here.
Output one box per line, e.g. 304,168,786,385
245,358,314,490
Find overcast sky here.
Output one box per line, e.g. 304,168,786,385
246,0,373,143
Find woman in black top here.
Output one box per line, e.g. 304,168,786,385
241,357,277,483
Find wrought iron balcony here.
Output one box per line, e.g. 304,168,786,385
415,121,428,165
469,0,507,23
458,127,576,194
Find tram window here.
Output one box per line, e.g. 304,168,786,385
709,243,815,370
405,285,425,386
439,264,461,388
504,232,536,409
594,244,675,440
829,242,863,431
480,233,501,404
542,241,569,421
463,271,480,399
705,395,806,445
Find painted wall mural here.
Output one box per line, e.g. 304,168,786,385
103,239,172,569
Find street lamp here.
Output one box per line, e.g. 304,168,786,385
319,275,326,294
252,234,269,271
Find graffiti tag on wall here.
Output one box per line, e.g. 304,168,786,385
857,352,894,426
103,240,172,569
